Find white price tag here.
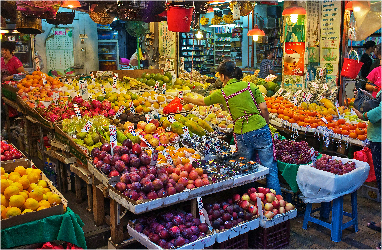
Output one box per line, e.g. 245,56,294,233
145,114,151,123
294,90,302,98
162,83,166,94
129,101,135,114
81,121,93,132
182,126,190,138
73,104,81,118
178,91,184,99
163,149,173,165
42,75,47,85
168,115,176,123
311,82,319,89
101,86,106,94
150,150,158,166
113,73,118,88
52,92,59,102
127,125,134,133
321,117,328,124
323,84,329,90
139,135,154,150
273,133,278,140
154,81,159,91
109,125,117,155
114,106,125,119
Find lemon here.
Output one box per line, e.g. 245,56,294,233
24,198,39,211
9,194,25,208
1,194,9,207
48,194,61,205
32,168,42,175
29,189,43,201
14,166,27,176
0,204,5,213
25,168,33,175
18,176,30,190
28,183,38,192
4,185,19,199
37,180,48,188
27,172,40,184
11,182,23,192
6,207,21,218
1,179,11,194
45,192,53,199
0,167,5,175
38,200,50,208
42,188,50,194
19,191,29,200
21,209,34,214
8,172,21,183
37,206,48,211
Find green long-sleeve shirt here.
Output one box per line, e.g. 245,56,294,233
367,91,381,142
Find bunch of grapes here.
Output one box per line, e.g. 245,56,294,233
274,139,318,164
314,154,356,175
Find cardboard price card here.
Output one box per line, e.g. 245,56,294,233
150,150,158,166
42,75,47,85
162,83,166,94
109,125,117,155
163,149,173,165
129,101,135,114
112,73,118,88
52,92,59,102
154,81,160,91
114,105,125,119
182,126,191,138
81,121,93,132
168,115,176,123
145,114,151,123
178,91,184,99
73,104,81,118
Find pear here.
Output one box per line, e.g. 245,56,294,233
84,135,94,146
91,133,100,143
77,132,87,140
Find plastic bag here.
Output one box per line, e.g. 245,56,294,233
354,147,376,182
296,156,370,203
163,97,183,114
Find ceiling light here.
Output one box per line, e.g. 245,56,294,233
282,1,306,23
62,0,81,9
247,24,265,42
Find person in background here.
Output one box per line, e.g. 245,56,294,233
359,41,376,79
129,49,148,68
183,61,281,194
370,44,381,72
353,89,381,245
258,50,275,79
365,45,381,97
1,41,26,81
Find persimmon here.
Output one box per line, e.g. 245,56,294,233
288,118,296,124
333,128,342,134
298,121,305,127
356,128,365,135
283,116,290,121
310,123,318,128
278,114,284,119
325,115,333,121
357,134,367,140
337,119,346,125
270,109,278,113
341,130,349,136
357,122,367,128
349,124,357,130
349,131,357,139
277,109,284,115
327,122,335,128
293,114,300,121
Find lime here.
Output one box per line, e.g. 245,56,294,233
147,79,156,87
163,76,170,83
150,73,156,79
97,95,105,101
144,73,151,79
154,74,163,81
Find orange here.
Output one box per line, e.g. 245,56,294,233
8,172,21,183
37,180,48,188
27,172,40,184
1,179,11,194
4,185,20,199
14,166,27,176
18,176,30,190
6,207,21,218
24,198,39,211
29,189,43,201
1,167,5,175
9,194,25,208
19,191,29,200
357,134,367,140
48,194,61,205
1,207,10,219
1,194,9,207
38,200,51,208
11,182,23,192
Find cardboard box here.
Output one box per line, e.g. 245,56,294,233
1,160,68,229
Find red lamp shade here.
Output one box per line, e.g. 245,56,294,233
282,5,306,16
62,0,81,8
247,25,265,36
345,1,353,11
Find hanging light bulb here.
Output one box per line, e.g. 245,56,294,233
195,30,203,39
247,24,265,42
282,1,306,23
62,0,81,8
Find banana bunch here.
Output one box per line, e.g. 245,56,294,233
320,98,336,110
200,17,209,26
211,16,222,25
223,14,233,24
120,77,149,90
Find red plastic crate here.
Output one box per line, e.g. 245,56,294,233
206,233,248,249
249,220,290,249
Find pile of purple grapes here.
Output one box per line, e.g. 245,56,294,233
313,154,356,175
274,139,319,164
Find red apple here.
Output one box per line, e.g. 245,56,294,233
257,187,265,194
276,195,283,201
247,187,257,194
233,194,241,203
264,211,274,219
248,205,258,214
285,203,295,212
266,193,276,203
279,200,286,207
279,207,286,214
256,192,265,201
272,209,279,216
239,200,250,209
241,193,250,201
264,203,274,211
272,200,280,209
249,192,257,202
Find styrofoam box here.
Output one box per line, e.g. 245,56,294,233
260,209,297,228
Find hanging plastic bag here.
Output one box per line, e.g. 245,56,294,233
354,147,376,182
163,97,183,114
341,49,364,79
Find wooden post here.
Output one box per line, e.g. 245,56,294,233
191,199,197,218
75,174,82,203
110,199,124,244
4,104,11,141
93,179,105,226
87,184,92,212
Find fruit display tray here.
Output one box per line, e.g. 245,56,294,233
259,209,297,229
127,224,216,249
214,217,260,243
296,156,369,204
108,165,269,214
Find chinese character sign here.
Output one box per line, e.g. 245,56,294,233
284,42,305,76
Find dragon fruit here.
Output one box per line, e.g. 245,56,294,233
91,100,102,109
108,109,116,117
101,100,111,111
82,100,91,109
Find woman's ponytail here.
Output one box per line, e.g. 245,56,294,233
233,67,243,80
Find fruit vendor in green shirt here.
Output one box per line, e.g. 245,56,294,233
184,61,281,194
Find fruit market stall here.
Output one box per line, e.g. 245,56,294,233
0,141,86,249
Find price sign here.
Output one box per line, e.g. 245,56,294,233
139,135,153,150
130,129,137,136
293,96,298,106
294,90,302,98
163,149,173,165
182,126,190,138
145,114,151,123
81,121,93,132
162,83,166,94
101,86,106,94
52,92,59,102
112,73,118,88
129,101,135,114
321,117,328,124
197,197,208,224
305,93,313,102
311,82,319,89
73,104,81,118
150,150,158,166
323,84,329,91
109,125,117,155
127,124,134,133
42,74,47,85
178,91,184,99
168,115,176,123
154,81,159,91
114,106,125,119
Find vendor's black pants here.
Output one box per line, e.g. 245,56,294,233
370,141,381,195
